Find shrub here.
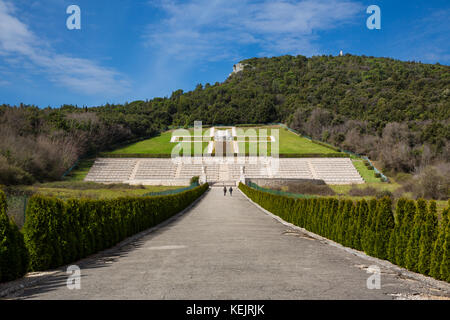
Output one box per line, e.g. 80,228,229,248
430,207,449,280
276,182,335,196
23,183,208,272
374,173,381,178
239,183,449,282
0,190,29,283
405,199,428,272
376,190,393,199
349,186,377,197
394,199,415,267
410,166,450,200
190,176,200,185
418,201,438,275
440,222,450,282
373,197,395,260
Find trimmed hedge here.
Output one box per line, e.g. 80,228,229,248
99,153,173,158
23,183,209,272
310,139,341,152
239,183,449,282
100,153,349,158
0,190,29,282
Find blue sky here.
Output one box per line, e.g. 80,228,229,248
0,0,449,108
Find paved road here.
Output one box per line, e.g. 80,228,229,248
7,188,450,299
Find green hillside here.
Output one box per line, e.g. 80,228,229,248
1,54,449,185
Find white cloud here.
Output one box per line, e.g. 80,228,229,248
0,0,130,95
145,0,362,60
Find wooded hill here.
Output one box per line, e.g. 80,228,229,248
0,54,449,185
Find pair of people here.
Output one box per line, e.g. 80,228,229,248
223,186,233,196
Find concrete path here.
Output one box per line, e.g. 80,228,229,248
7,188,450,300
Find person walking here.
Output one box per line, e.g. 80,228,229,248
229,186,233,196
223,185,227,196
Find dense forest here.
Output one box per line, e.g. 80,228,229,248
0,54,449,187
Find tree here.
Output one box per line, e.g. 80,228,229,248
417,201,438,275
430,207,449,280
406,199,428,272
363,199,378,256
353,199,368,251
387,199,406,263
0,191,29,282
373,197,395,260
440,222,450,282
396,200,416,267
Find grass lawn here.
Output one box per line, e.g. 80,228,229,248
352,160,382,183
107,131,210,155
329,182,401,195
105,126,340,156
63,159,95,181
277,127,338,154
108,131,175,154
23,182,182,200
237,141,272,155
236,126,339,155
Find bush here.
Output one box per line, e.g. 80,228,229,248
349,186,377,197
374,173,381,178
190,176,200,185
276,182,335,196
239,183,449,282
0,190,29,283
418,201,438,275
376,190,393,199
373,197,395,260
430,207,449,280
23,183,209,272
410,166,450,200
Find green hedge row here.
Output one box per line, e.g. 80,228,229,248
310,140,342,152
0,190,29,282
239,183,449,282
99,153,173,158
278,153,347,158
21,183,208,273
99,153,348,158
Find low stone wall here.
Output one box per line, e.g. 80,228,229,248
246,178,325,188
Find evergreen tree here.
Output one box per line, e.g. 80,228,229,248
374,197,395,260
387,199,407,263
347,201,360,249
396,200,416,267
353,200,368,251
440,222,449,282
0,191,29,282
331,200,345,241
406,199,428,272
363,199,378,256
387,230,396,263
418,201,438,275
337,200,353,245
430,207,448,279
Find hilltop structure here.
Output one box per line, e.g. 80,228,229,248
229,63,246,77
